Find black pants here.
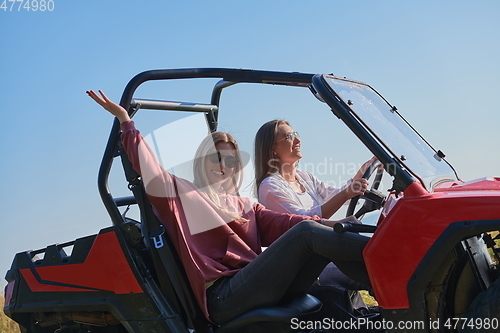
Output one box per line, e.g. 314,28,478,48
207,220,370,324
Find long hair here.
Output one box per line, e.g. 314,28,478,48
193,132,245,215
253,119,291,198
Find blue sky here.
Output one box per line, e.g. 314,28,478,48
1,0,499,288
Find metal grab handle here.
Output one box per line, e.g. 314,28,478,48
333,222,378,234
131,98,218,113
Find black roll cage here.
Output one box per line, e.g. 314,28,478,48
97,68,414,227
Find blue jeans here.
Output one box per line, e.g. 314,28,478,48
207,220,370,324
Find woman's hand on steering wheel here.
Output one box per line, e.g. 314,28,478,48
344,178,370,199
346,157,386,219
354,156,379,180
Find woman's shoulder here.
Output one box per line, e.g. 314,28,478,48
258,173,291,201
234,195,260,214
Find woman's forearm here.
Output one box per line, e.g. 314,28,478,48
320,190,349,218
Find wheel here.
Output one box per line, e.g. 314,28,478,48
461,278,500,332
346,160,385,219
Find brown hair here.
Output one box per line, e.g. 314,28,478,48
253,119,291,197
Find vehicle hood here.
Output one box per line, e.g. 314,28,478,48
434,177,500,193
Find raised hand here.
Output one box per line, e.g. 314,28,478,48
86,90,130,124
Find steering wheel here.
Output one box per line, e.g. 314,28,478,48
346,159,386,219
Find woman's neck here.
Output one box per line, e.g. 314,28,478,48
278,162,297,183
210,181,225,193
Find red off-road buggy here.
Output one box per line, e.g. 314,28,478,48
4,69,500,332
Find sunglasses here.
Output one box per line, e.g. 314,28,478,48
207,152,239,168
277,131,300,142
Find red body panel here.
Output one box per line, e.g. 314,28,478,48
364,180,500,309
21,231,143,294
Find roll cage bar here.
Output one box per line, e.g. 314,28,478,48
97,68,415,226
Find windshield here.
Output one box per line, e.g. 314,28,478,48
323,75,458,190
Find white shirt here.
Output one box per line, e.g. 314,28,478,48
258,170,351,218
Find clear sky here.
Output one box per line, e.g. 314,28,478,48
1,0,499,289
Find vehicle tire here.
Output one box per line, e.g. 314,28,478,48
461,278,500,333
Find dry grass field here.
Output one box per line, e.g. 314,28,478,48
0,296,19,333
360,290,378,307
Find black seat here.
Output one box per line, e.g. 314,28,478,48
217,293,322,333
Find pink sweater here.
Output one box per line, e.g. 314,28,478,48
120,121,323,320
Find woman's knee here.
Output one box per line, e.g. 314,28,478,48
293,220,322,232
291,220,336,239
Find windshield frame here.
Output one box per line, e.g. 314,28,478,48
313,74,458,191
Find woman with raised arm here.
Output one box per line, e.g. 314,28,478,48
87,90,371,325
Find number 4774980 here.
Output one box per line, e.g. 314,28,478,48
1,0,55,11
